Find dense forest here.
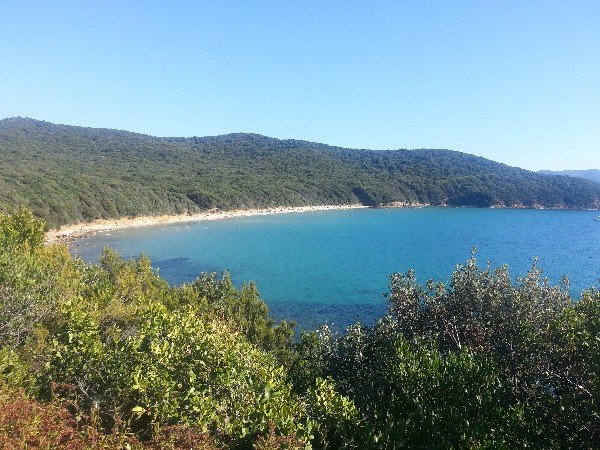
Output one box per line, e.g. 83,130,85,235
1,117,599,228
1,208,599,448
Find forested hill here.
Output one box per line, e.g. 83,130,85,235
1,117,599,228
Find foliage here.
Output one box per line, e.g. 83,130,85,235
0,205,46,248
1,208,599,448
0,388,91,449
189,273,297,366
0,209,311,448
40,300,311,448
0,348,31,390
370,338,519,449
384,254,599,447
293,324,522,448
253,422,305,450
0,208,78,348
1,118,599,228
0,388,224,449
304,377,362,449
292,254,599,448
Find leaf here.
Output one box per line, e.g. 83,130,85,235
264,383,272,400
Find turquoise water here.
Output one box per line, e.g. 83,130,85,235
71,208,600,331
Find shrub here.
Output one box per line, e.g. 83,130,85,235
39,299,312,448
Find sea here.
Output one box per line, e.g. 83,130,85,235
70,207,600,332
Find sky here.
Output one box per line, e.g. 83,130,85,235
1,1,598,171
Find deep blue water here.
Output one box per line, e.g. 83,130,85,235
70,208,600,332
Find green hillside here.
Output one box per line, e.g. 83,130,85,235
1,117,599,228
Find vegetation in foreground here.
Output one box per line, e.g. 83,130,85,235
1,207,599,449
2,117,600,228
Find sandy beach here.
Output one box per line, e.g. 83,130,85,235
45,204,368,244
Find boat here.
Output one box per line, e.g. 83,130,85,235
594,216,600,222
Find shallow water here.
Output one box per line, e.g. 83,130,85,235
71,208,600,332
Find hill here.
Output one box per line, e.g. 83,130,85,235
1,117,600,228
539,169,600,183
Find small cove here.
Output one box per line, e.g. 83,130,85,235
70,207,600,332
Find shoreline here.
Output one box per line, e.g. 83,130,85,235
45,204,369,244
43,202,598,244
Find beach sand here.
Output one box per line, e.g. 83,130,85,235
45,204,368,244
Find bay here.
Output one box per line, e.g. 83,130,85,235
70,208,600,332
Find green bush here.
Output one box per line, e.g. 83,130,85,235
39,298,312,448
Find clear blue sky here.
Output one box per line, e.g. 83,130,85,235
1,1,598,171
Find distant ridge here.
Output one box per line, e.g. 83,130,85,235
1,117,600,227
539,169,600,183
